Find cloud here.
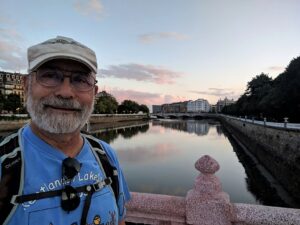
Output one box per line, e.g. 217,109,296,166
268,66,285,72
100,87,188,106
139,32,189,44
100,63,181,84
73,0,104,20
190,88,237,98
0,28,26,71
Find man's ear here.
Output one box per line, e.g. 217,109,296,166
22,75,29,98
94,85,98,95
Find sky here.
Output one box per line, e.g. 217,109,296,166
0,0,300,109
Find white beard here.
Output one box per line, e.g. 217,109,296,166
26,86,94,134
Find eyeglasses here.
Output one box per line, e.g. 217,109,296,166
35,68,98,92
61,157,82,212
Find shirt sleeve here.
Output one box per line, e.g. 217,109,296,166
99,140,131,221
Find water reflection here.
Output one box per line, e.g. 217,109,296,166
222,127,300,208
152,119,221,136
93,119,261,203
92,122,149,143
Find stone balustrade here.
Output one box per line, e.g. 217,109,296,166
125,155,300,225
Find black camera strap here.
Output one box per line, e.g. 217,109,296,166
11,178,111,205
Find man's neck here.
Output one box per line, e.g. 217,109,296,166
30,122,84,158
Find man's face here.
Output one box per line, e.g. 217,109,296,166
24,59,98,134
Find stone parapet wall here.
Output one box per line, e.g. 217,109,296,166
219,115,300,203
125,155,300,225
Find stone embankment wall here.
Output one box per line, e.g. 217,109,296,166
0,120,29,133
0,114,149,133
219,115,300,202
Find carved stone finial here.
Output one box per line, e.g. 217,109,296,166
195,155,220,174
186,155,233,225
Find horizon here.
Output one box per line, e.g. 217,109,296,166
1,0,299,106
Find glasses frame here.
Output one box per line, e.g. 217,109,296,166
33,68,98,92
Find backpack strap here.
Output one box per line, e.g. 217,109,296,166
0,129,24,225
0,130,120,225
83,134,120,203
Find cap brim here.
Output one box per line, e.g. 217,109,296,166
28,53,97,74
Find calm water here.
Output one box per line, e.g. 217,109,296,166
93,119,261,205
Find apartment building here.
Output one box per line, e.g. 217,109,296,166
0,71,25,103
187,99,210,113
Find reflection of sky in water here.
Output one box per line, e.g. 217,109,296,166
100,119,259,204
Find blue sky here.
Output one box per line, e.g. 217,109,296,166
1,0,299,107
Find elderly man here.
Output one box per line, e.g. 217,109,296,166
0,36,130,225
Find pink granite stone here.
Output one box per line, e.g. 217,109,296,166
195,155,220,174
186,155,233,225
194,174,222,195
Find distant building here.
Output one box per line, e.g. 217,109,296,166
0,71,25,104
152,105,162,113
161,101,189,113
216,97,235,112
187,99,210,112
210,104,217,113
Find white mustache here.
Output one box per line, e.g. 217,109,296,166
40,97,82,111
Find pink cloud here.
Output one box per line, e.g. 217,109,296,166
100,63,182,84
99,87,189,106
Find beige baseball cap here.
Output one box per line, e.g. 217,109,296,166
27,36,97,74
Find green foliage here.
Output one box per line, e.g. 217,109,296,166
223,56,300,122
0,92,4,112
118,100,140,114
94,91,118,114
2,94,23,113
93,91,148,114
139,104,149,114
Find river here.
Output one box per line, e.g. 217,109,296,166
92,119,268,205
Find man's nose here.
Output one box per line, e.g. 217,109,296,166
54,77,75,98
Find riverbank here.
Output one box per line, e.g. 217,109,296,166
219,115,300,204
0,114,149,135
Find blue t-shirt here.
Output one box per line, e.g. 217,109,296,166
3,125,130,225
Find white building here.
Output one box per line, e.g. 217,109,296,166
216,97,235,112
187,99,210,112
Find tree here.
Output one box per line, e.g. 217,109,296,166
118,100,140,114
0,92,4,112
5,94,22,113
223,56,300,122
139,104,149,114
94,91,118,114
262,56,300,121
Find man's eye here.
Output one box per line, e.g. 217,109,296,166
73,75,90,84
41,71,60,79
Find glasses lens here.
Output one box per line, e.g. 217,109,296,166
36,69,62,87
61,185,80,211
71,73,96,91
62,157,81,181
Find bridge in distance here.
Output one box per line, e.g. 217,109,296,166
151,112,217,119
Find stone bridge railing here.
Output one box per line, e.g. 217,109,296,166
125,155,300,225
